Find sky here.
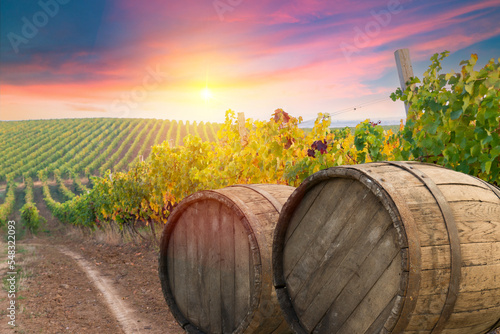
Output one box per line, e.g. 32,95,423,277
0,0,499,124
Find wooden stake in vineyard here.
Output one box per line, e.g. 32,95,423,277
238,112,248,146
394,48,415,117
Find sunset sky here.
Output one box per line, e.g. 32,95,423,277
1,0,499,124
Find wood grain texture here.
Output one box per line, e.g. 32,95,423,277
334,253,402,334
309,228,400,333
273,162,500,334
284,179,355,280
159,184,294,334
234,213,252,326
220,203,236,333
207,202,222,333
285,179,371,298
290,205,394,324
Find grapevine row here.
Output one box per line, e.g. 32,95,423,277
166,120,176,146
150,119,169,153
1,119,82,168
208,122,218,142
113,118,155,171
201,122,210,142
3,119,94,179
0,181,16,225
128,119,162,168
175,121,182,146
98,119,146,174
44,120,108,176
13,120,97,179
0,120,53,157
20,177,45,232
0,120,74,175
84,119,137,175
55,171,76,201
59,119,120,175
179,120,187,144
71,171,89,194
192,121,199,138
78,120,134,175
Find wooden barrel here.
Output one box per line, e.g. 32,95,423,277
159,184,295,334
272,162,500,334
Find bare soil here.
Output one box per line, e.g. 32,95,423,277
6,235,182,334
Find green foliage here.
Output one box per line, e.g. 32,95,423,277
40,172,96,228
391,52,500,184
166,120,176,146
71,171,90,194
20,177,45,233
354,120,387,163
0,181,16,226
89,166,154,228
20,203,45,233
54,171,76,201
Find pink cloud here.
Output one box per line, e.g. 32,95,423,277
1,0,498,122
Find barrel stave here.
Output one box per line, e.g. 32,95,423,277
273,162,500,334
160,184,295,334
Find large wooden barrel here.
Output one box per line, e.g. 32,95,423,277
159,184,295,334
272,162,500,334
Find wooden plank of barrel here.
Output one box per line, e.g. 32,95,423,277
272,162,500,334
159,184,295,334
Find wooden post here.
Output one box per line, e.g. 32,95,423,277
238,112,248,146
394,48,414,116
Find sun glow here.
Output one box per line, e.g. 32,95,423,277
200,87,213,102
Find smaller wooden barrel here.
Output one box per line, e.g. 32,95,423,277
273,162,500,334
159,184,295,334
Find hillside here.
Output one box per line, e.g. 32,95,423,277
0,118,222,182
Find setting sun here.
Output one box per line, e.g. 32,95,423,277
200,87,213,102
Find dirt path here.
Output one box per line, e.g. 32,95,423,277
1,235,183,333
58,247,142,334
5,243,124,333
58,237,184,334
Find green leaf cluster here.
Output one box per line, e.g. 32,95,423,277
20,177,46,233
391,52,500,184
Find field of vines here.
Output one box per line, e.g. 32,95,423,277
0,118,222,181
0,52,498,236
0,118,221,229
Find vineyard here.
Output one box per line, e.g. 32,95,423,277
0,52,499,240
0,118,221,234
0,118,221,181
